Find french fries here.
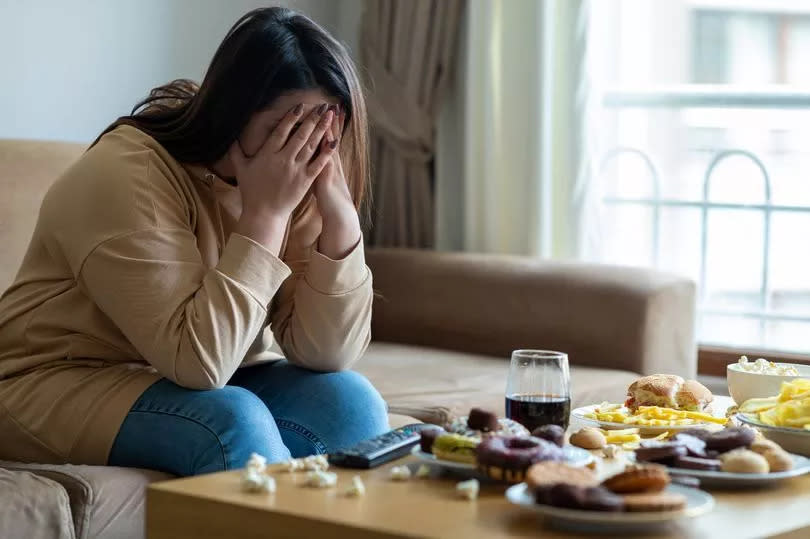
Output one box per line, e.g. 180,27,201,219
584,404,728,427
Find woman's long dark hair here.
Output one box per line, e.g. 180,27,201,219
96,7,369,209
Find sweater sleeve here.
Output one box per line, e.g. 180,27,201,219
80,230,291,389
269,239,373,372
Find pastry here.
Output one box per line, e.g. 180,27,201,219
532,424,565,447
569,427,607,450
602,464,669,494
720,449,769,473
539,484,624,512
467,407,499,432
672,455,721,471
419,426,445,453
432,433,479,464
749,439,782,455
672,433,708,457
625,374,713,412
621,492,687,512
526,461,599,489
761,449,793,472
704,427,755,453
634,441,687,464
477,436,563,483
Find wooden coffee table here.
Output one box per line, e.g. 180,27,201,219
147,456,810,539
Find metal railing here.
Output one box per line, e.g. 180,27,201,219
600,86,810,339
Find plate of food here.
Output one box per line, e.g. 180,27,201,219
736,378,810,457
413,407,593,482
632,425,810,487
573,374,728,434
505,460,714,533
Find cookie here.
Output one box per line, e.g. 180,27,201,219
526,461,599,489
672,455,721,471
762,449,793,472
602,464,670,494
431,433,479,464
705,427,756,453
532,424,565,448
720,448,769,474
622,492,687,512
569,427,607,450
634,441,687,464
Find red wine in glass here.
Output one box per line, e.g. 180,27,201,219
505,393,571,431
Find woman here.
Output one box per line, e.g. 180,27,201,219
0,7,388,476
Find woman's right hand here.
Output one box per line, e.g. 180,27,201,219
231,103,336,253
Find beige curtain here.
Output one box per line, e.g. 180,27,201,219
360,0,463,248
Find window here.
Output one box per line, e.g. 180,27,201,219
587,0,810,354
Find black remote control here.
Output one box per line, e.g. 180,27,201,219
328,424,437,469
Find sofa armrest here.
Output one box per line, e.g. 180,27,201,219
366,249,697,378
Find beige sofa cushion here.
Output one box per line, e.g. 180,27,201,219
0,467,75,539
356,342,639,424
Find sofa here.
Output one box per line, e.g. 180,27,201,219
0,139,697,539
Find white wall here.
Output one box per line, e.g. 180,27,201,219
0,0,340,142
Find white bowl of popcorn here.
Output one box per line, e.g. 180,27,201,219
727,356,810,405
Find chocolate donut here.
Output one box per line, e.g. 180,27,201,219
672,433,708,457
419,426,446,454
704,427,755,453
541,484,623,512
634,441,687,464
467,407,499,432
672,455,721,471
532,424,565,447
477,436,563,483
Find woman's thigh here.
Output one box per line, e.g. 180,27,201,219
108,379,290,476
229,361,389,457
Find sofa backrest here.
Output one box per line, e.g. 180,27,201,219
0,139,86,290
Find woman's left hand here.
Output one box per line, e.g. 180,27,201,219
313,105,362,259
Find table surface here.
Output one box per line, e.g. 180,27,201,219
146,397,810,539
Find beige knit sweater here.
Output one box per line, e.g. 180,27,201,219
0,125,372,465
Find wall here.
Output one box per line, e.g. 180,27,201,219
0,0,340,142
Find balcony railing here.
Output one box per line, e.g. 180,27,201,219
599,86,810,345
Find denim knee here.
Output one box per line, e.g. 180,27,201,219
206,386,290,470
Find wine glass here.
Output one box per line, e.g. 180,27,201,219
505,350,571,432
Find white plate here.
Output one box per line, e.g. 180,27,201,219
737,414,810,457
505,483,714,533
666,452,810,487
410,445,593,478
572,404,726,435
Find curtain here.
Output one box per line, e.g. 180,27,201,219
434,0,596,259
359,0,464,248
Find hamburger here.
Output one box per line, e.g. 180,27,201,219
625,374,713,412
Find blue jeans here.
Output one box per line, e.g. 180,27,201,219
107,361,388,476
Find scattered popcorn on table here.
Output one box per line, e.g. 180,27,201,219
602,445,622,459
345,475,366,497
304,470,338,488
455,479,479,500
246,452,267,472
303,455,329,471
389,465,412,481
241,469,276,494
281,458,305,473
416,464,431,478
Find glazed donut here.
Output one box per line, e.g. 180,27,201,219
476,436,563,483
